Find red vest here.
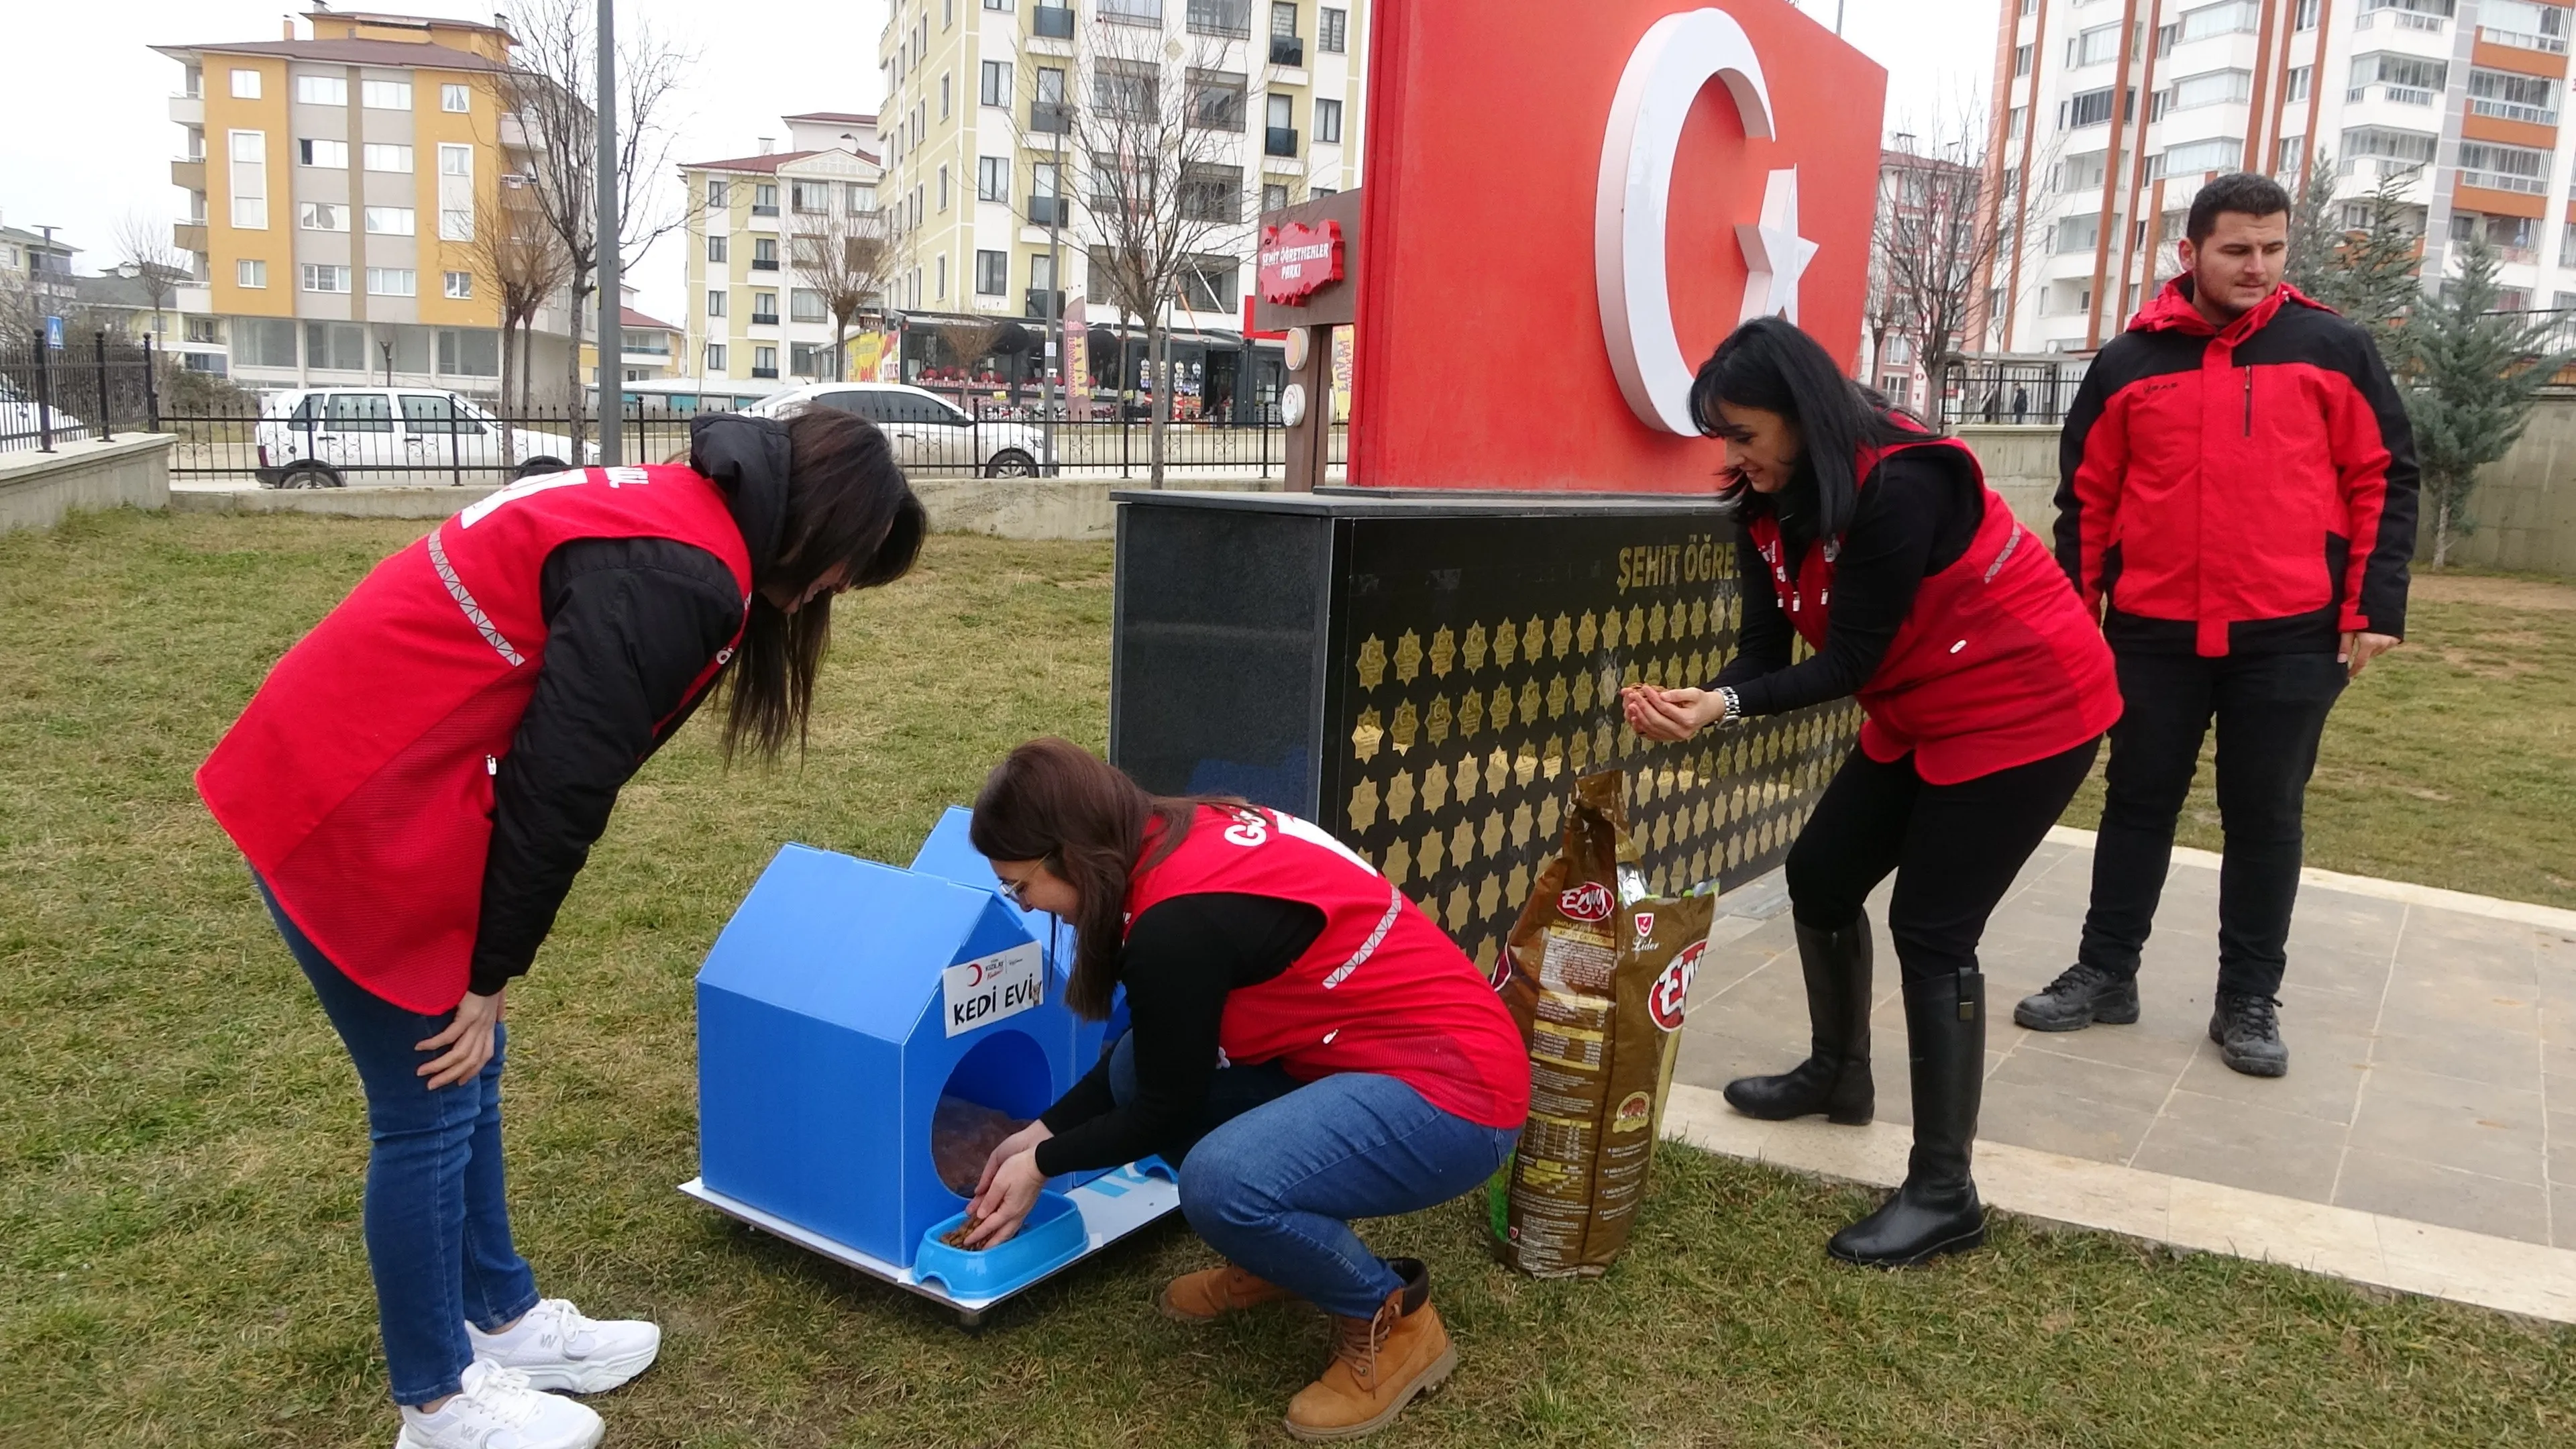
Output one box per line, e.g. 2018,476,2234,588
197,466,754,1012
1746,429,2121,786
1124,806,1532,1130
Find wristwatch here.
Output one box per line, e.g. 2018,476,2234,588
1716,686,1743,725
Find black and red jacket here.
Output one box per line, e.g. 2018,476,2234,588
2054,279,2418,657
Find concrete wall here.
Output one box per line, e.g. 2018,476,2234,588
1958,412,2576,580
171,484,503,520
2446,399,2576,576
170,475,1292,539
1951,423,2061,535
0,435,174,535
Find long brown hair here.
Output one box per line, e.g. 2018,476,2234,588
720,409,926,761
967,739,1205,1019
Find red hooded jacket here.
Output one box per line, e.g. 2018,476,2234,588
2053,280,2418,657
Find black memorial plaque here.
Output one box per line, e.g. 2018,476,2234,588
1111,491,1859,976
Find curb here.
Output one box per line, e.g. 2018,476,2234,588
1659,1083,2576,1326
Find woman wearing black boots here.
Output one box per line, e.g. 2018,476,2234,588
1623,319,2121,1267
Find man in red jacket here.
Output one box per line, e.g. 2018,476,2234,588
2019,172,2418,1077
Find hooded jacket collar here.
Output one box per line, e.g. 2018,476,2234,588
686,414,792,590
2127,276,2330,345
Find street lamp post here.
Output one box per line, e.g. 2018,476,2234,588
1043,125,1067,474
595,0,623,463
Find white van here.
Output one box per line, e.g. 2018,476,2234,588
254,388,598,488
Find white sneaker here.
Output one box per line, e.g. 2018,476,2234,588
394,1360,604,1449
466,1299,662,1395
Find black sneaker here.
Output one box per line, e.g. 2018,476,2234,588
2209,991,2290,1077
2012,963,2141,1032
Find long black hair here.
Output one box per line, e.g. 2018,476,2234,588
1686,316,1926,542
720,409,927,761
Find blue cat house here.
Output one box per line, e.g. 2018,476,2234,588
906,805,1127,1089
680,835,1175,1325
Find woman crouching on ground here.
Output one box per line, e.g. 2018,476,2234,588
1623,318,2121,1268
963,739,1530,1442
197,412,924,1448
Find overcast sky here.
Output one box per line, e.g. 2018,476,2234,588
2,0,1996,323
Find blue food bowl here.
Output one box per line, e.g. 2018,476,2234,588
914,1191,1087,1297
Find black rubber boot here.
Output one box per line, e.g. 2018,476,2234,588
1723,916,1874,1126
1827,967,1988,1268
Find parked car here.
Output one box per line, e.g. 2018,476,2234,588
0,378,83,441
253,388,598,488
745,382,1044,477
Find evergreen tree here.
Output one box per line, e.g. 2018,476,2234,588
2403,232,2567,567
2284,150,2339,299
2308,164,2423,356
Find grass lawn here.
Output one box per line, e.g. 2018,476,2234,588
2,511,2571,1447
2059,571,2576,908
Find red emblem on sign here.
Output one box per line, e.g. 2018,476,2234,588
1558,881,1615,922
1650,941,1705,1032
1258,220,1346,305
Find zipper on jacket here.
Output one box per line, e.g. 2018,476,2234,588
2242,365,2253,437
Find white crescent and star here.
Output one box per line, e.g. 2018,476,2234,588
1595,7,1824,435
1737,166,1819,325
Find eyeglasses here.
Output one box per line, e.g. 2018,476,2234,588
995,855,1056,910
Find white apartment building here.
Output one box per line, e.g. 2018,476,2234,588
678,123,888,388
873,0,1366,402
1982,0,2574,356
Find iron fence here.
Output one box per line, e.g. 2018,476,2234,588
1938,362,2087,430
6,331,1351,484
161,388,1353,487
1,331,158,454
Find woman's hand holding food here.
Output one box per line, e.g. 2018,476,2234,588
965,1142,1049,1248
963,1119,1054,1248
1621,684,1729,742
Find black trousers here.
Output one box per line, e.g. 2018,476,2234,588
1786,739,2102,983
2077,649,2347,998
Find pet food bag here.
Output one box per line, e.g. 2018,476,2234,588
1487,768,1715,1278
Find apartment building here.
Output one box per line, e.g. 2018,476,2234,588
678,121,888,388
872,0,1366,394
617,284,685,384
1866,143,1987,408
0,221,79,336
152,8,575,395
1981,0,2574,356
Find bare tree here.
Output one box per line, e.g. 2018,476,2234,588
1875,116,2017,405
791,198,898,381
496,0,692,443
460,183,572,419
1863,229,1905,392
938,317,1013,376
1966,103,2073,360
111,212,189,343
1008,14,1269,485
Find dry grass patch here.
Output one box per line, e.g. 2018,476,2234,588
2,511,2570,1446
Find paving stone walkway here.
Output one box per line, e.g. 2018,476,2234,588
1674,830,2576,1249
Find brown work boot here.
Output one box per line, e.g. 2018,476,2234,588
1157,1262,1297,1323
1283,1259,1456,1442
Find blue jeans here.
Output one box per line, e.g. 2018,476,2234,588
257,878,539,1407
1106,1034,1521,1318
